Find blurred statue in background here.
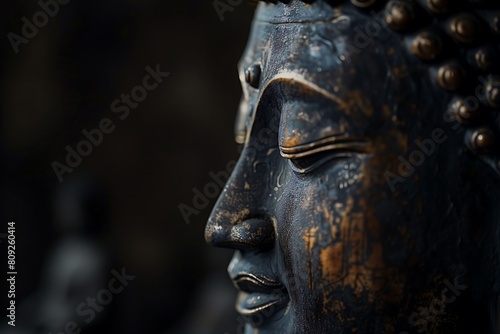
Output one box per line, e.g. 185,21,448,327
205,0,500,333
2,176,116,334
33,175,115,334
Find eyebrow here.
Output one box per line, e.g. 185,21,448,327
260,71,348,108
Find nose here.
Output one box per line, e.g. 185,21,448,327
205,146,276,252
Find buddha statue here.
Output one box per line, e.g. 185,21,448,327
205,0,500,333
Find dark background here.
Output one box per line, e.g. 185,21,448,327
0,0,256,332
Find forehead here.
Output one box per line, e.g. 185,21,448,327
241,2,397,83
239,4,409,148
241,8,354,93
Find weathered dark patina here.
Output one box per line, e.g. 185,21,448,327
206,0,500,333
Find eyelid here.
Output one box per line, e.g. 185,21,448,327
281,136,370,174
288,152,354,174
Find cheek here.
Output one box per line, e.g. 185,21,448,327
275,160,365,296
276,157,407,311
307,165,367,293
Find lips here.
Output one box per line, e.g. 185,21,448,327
232,273,289,321
233,273,283,293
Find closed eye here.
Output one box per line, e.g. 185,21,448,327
289,150,355,173
280,136,371,174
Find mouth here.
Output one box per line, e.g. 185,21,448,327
232,273,289,322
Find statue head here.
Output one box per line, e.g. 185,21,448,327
205,1,500,332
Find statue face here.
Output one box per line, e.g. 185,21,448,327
206,2,486,333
